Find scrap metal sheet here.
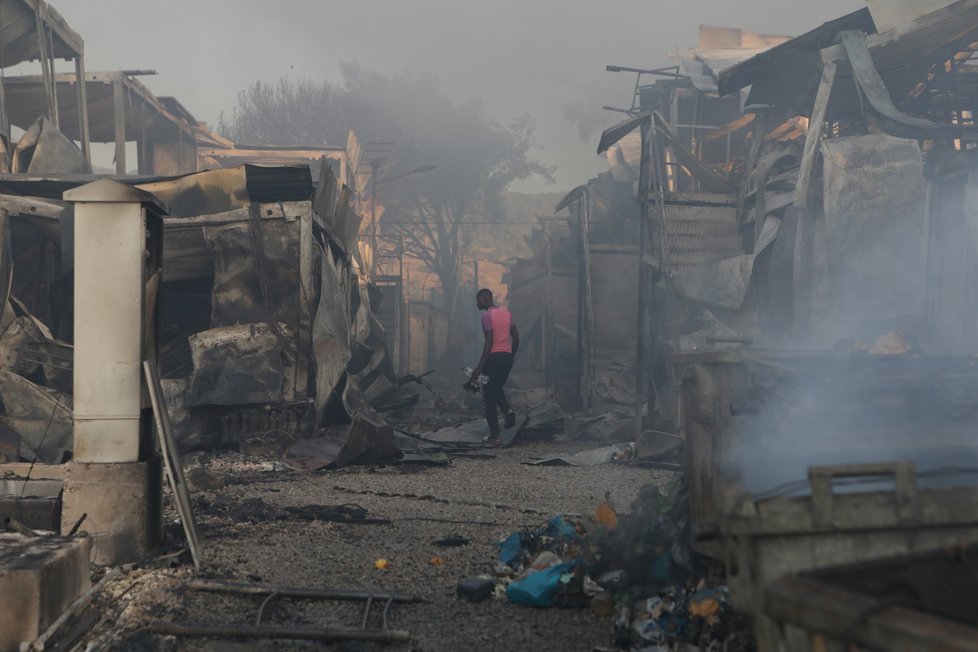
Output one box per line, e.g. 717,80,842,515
204,217,301,328
527,442,633,467
312,241,352,424
0,369,72,463
11,117,90,175
186,323,296,407
820,134,926,321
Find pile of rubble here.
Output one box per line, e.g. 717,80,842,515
0,120,423,465
462,481,753,651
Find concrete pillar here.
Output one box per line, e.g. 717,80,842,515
61,179,166,565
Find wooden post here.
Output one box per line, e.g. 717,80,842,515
33,0,56,125
47,27,58,128
650,116,677,429
113,78,126,175
74,55,90,163
136,136,145,175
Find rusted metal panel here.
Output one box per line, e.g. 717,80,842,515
674,349,978,541
0,0,83,68
186,323,297,407
718,8,874,96
10,117,90,175
313,241,352,424
764,572,978,652
866,0,963,34
654,198,741,274
819,134,926,326
925,179,978,355
4,72,196,145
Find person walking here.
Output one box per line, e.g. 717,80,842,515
470,288,519,444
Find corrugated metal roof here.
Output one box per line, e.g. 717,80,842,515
717,8,876,97
720,1,978,123
0,0,83,68
0,164,313,211
244,164,313,204
3,72,196,143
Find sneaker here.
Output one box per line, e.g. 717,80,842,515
482,434,503,445
504,411,516,429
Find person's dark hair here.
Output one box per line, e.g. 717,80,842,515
476,288,493,301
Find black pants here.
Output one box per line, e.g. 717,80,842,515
483,352,514,435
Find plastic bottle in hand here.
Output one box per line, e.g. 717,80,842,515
462,367,489,393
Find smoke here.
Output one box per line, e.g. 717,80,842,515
723,135,978,498
53,0,862,192
723,356,978,498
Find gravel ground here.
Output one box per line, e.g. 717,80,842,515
80,440,669,651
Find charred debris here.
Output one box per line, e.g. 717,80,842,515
504,3,978,649
4,0,978,651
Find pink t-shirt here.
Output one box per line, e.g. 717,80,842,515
481,307,513,353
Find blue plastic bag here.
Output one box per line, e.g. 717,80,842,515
541,515,577,541
496,532,523,566
506,562,575,607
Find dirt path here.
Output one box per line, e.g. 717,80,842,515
84,441,667,651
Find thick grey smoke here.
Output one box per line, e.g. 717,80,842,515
54,0,860,191
725,135,978,498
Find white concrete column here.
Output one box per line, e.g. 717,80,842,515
62,178,166,563
66,179,164,462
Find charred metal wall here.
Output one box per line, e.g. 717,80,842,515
924,176,978,355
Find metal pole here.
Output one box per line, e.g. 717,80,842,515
113,79,126,175
74,55,91,163
148,623,411,644
543,221,553,387
635,119,652,437
576,197,586,408
46,26,58,128
370,161,378,276
582,194,595,411
650,117,677,429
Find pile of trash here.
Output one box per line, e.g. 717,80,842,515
463,481,754,650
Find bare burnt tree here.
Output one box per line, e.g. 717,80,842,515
219,63,552,366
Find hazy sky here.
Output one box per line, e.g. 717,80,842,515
55,0,862,191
